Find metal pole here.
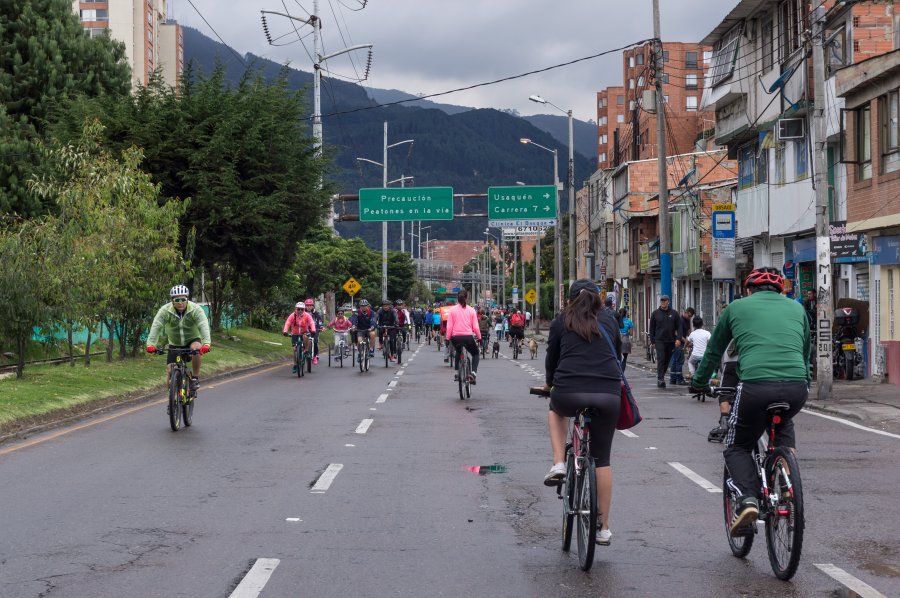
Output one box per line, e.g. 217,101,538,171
382,121,388,301
400,176,405,254
535,238,541,334
311,0,322,159
653,0,672,298
553,149,561,316
812,3,833,398
567,109,576,284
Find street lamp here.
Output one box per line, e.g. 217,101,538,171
530,94,576,288
356,124,414,301
485,228,505,308
520,137,560,317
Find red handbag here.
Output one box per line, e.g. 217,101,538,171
598,323,642,430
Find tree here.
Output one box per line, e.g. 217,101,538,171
386,251,416,301
0,0,130,215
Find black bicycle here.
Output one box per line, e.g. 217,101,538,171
356,331,371,373
531,387,597,571
454,338,473,400
644,332,656,363
380,326,401,367
723,402,804,580
156,347,199,432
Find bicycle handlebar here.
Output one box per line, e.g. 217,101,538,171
153,347,200,356
529,386,550,397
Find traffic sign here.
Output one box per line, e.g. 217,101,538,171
359,187,454,222
487,185,557,227
451,287,460,292
524,289,537,305
435,287,447,293
342,277,362,296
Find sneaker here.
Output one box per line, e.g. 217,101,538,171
291,366,298,373
189,376,199,397
657,380,666,389
369,349,375,357
730,496,759,536
313,356,318,365
596,529,612,546
468,372,477,385
543,463,566,486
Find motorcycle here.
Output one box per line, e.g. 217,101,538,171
833,307,862,381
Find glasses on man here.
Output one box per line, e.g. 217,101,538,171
172,298,188,304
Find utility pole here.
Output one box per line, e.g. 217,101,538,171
653,0,672,299
535,239,541,334
382,121,388,301
567,109,576,285
812,3,833,399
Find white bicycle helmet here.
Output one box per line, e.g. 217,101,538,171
170,284,190,298
295,302,305,309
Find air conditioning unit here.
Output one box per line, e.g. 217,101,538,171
777,118,805,140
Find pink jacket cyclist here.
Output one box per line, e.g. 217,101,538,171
446,303,481,341
328,316,353,332
284,310,317,335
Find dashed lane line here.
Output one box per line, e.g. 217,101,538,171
355,418,374,434
667,462,722,493
376,394,388,404
229,558,280,598
814,564,887,598
310,464,343,493
388,380,398,388
619,430,639,438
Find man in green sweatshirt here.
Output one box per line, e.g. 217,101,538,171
146,284,212,396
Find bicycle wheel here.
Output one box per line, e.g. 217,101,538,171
561,448,576,552
168,368,183,432
723,465,754,557
464,357,471,399
458,354,465,400
182,375,194,427
328,344,332,367
294,345,302,378
513,340,519,360
765,448,804,580
307,350,313,373
575,456,597,571
397,338,403,365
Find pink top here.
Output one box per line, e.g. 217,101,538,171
329,317,353,332
446,304,481,340
283,311,316,334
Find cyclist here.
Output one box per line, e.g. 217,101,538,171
355,299,377,360
477,306,491,353
395,299,410,348
411,306,426,340
328,309,354,357
446,289,481,384
146,285,212,396
376,299,400,361
508,309,525,350
542,279,621,546
306,298,323,365
690,267,810,535
282,302,316,373
430,307,441,341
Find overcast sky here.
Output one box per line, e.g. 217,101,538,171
170,0,730,122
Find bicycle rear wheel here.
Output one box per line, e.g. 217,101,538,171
182,375,194,428
168,369,183,432
458,354,465,400
561,447,576,552
723,465,754,557
575,456,597,571
765,448,804,580
464,357,471,399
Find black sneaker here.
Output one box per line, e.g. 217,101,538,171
657,380,666,389
189,376,199,397
730,496,759,536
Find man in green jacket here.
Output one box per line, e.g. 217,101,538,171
146,284,212,396
690,268,810,536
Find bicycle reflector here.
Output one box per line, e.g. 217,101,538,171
772,415,782,425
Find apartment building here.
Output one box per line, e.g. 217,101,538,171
73,0,183,89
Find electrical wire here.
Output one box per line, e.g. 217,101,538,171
184,0,244,64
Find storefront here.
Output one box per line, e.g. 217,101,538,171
871,234,900,386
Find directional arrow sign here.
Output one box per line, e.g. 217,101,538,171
487,185,557,227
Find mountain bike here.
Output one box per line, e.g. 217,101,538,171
357,332,371,373
292,333,313,377
156,347,199,432
723,401,804,580
644,332,656,363
480,331,490,358
380,326,400,367
454,339,473,400
328,328,352,368
531,387,597,571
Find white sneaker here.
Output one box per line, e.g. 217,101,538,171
543,462,566,486
597,529,612,545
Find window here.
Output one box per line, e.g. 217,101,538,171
83,27,107,38
686,96,698,111
709,24,742,86
599,116,607,126
629,56,635,68
825,25,846,77
779,0,803,60
685,51,698,69
758,146,768,185
664,95,669,104
881,89,900,174
599,152,607,163
762,18,774,73
685,74,698,89
616,95,625,105
663,50,670,62
629,100,636,110
636,53,644,65
775,143,786,185
629,78,635,89
794,138,808,180
857,105,872,180
738,144,756,189
637,75,645,87
600,134,608,145
660,73,669,83
703,50,713,66
617,114,625,123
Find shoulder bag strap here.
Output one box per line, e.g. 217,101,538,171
597,321,626,382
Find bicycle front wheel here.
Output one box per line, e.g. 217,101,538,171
182,376,194,428
575,456,597,571
723,465,754,557
765,448,804,580
295,345,302,378
561,447,576,552
168,369,183,432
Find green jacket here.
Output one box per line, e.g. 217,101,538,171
147,301,212,347
693,291,810,386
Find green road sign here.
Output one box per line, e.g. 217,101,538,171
487,185,557,227
435,287,447,293
359,187,454,222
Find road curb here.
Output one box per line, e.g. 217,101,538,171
0,357,290,447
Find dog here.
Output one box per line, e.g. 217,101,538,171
491,340,500,358
528,338,538,359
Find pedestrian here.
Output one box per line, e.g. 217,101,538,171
542,279,621,546
619,307,633,369
686,315,711,376
525,309,532,329
649,295,682,388
494,310,504,341
669,307,694,385
604,296,624,329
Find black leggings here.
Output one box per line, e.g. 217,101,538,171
549,392,620,467
451,335,479,373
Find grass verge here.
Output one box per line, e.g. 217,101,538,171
0,327,295,429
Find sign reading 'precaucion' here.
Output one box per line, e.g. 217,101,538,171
487,185,557,228
358,187,454,222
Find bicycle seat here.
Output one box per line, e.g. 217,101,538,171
767,402,791,413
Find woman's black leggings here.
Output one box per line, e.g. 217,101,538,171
549,392,620,467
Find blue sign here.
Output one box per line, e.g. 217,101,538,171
712,211,735,238
451,287,461,292
871,235,900,265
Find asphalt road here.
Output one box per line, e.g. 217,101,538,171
1,336,898,597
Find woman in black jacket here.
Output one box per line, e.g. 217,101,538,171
542,279,621,546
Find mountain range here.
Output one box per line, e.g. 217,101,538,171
183,27,597,247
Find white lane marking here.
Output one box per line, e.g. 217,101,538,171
369,408,377,411
814,564,887,598
376,394,388,403
388,380,398,388
618,429,638,438
355,418,374,434
310,464,343,493
396,370,404,376
667,462,722,493
646,447,657,450
285,518,301,522
229,558,280,598
802,409,900,440
344,444,355,447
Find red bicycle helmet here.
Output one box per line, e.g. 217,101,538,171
744,267,784,292
304,298,314,306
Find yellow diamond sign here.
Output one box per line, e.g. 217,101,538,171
524,289,537,305
343,277,361,296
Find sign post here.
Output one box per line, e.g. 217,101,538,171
711,203,736,281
